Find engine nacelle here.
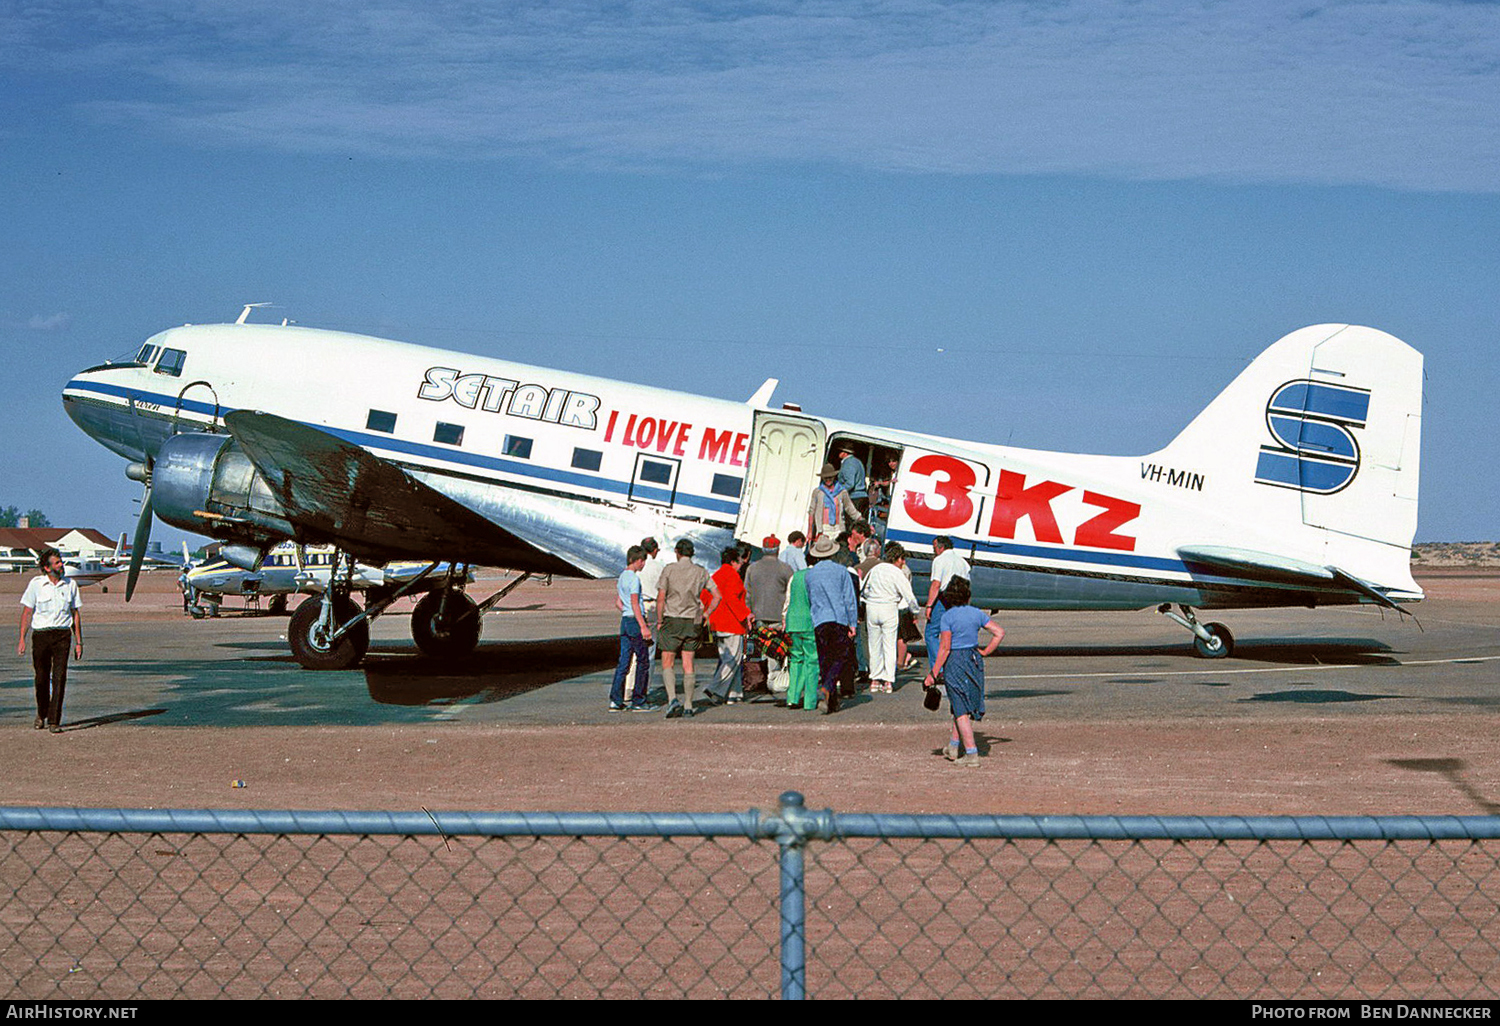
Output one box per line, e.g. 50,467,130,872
152,432,295,548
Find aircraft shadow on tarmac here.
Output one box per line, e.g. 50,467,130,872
997,636,1399,666
358,636,619,706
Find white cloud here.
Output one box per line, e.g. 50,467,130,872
9,0,1500,191
27,313,72,332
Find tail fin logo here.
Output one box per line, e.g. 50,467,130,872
1254,380,1370,495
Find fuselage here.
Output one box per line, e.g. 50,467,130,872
63,322,1421,611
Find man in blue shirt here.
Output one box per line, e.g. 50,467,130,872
610,545,655,712
804,536,857,715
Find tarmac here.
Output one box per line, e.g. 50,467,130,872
2,567,1498,815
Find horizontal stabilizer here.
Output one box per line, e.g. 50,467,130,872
224,411,581,573
1177,545,1405,609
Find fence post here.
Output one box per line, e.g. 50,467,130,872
775,790,809,1000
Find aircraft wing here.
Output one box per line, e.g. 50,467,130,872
223,411,581,573
1175,545,1404,610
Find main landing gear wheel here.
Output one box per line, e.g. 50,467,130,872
411,590,481,659
1193,621,1234,659
289,595,369,670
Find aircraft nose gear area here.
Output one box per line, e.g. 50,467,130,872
1159,603,1236,659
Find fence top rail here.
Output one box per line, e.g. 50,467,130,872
5,805,1500,841
0,807,770,838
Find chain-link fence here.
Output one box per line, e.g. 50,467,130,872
4,796,1499,999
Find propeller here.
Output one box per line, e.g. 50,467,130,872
125,460,154,601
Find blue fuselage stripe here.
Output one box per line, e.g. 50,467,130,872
885,528,1188,575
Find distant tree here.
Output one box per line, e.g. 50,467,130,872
0,506,19,528
23,509,51,528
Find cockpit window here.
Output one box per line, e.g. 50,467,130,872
154,348,187,377
137,344,158,365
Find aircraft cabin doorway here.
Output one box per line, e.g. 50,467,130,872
734,410,908,547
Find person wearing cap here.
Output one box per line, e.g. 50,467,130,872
808,461,860,542
745,535,795,696
836,443,869,516
803,534,857,714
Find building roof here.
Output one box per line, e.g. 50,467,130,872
0,527,114,551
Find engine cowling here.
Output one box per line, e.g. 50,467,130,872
152,432,295,553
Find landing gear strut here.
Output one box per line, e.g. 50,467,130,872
287,551,369,669
1158,603,1235,659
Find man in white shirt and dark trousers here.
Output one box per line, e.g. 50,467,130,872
18,548,83,733
923,536,970,675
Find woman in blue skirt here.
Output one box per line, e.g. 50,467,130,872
922,577,1004,767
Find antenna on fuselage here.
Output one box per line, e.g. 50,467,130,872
236,302,273,325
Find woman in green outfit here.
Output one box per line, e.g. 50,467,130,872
781,567,819,710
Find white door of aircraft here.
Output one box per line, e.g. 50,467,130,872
735,410,826,545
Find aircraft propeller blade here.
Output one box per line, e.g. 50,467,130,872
125,479,154,602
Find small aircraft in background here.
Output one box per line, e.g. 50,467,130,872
181,540,472,618
63,312,1422,669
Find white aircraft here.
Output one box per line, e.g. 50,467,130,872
62,315,1421,669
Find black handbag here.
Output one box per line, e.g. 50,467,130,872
898,609,922,643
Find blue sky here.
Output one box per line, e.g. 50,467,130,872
2,0,1497,545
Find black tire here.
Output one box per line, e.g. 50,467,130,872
267,594,289,616
411,590,481,659
1194,621,1234,659
288,595,369,670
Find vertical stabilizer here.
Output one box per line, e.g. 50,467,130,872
1157,324,1421,593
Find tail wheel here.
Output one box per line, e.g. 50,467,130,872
1194,622,1234,659
288,595,369,670
411,590,481,659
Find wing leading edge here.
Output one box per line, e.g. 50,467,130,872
223,410,581,574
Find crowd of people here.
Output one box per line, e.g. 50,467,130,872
609,443,1004,764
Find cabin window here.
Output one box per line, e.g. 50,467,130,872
503,435,532,459
639,459,673,486
366,409,397,434
154,348,187,377
434,422,465,446
711,474,743,498
571,448,602,472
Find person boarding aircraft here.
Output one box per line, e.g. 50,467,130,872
62,315,1422,669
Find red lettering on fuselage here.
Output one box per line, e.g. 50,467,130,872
988,470,1070,544
1075,491,1140,551
902,453,975,530
900,453,1140,551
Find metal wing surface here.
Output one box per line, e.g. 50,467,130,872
223,410,579,573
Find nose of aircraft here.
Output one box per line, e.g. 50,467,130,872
62,366,148,462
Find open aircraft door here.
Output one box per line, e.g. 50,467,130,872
735,410,826,545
